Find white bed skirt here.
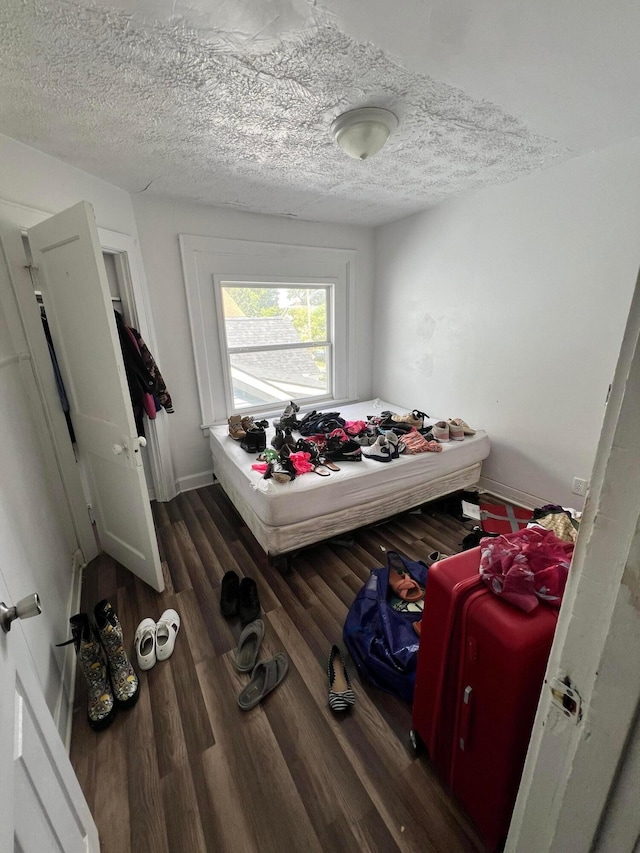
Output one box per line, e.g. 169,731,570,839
210,400,490,557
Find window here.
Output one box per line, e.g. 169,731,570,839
218,282,331,411
180,236,357,430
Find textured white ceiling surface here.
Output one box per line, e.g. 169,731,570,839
0,0,637,225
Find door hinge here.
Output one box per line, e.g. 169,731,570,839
87,504,95,525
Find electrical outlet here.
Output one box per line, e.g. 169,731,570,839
572,477,588,497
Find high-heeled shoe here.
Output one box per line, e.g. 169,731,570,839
327,645,356,712
271,426,295,451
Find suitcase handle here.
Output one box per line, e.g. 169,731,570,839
429,578,484,750
459,685,473,751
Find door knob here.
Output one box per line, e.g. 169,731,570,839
112,443,128,455
138,436,147,448
0,593,42,633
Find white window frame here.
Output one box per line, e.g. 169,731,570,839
215,276,334,416
179,235,357,432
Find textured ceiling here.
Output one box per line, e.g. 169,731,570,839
0,0,636,225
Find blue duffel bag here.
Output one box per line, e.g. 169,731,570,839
343,551,428,703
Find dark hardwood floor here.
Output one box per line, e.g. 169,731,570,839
69,485,485,853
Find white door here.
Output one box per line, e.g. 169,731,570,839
0,576,99,852
507,264,640,851
28,201,164,592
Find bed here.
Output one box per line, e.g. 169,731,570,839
209,400,490,561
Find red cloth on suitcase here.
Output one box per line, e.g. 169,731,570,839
479,502,532,534
479,527,574,612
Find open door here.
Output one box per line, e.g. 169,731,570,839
0,574,99,852
29,201,164,592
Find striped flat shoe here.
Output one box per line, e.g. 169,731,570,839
327,644,356,712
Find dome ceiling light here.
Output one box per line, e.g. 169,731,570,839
330,107,398,160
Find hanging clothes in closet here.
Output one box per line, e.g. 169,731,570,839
41,308,76,443
114,310,174,434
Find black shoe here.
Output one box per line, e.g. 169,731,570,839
241,427,267,453
220,570,240,617
274,401,300,430
238,577,261,625
324,438,362,462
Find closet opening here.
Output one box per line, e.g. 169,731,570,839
22,234,158,501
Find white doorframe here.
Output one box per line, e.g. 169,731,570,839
507,263,640,851
98,227,176,502
0,200,176,550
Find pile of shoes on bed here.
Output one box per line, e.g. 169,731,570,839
227,414,270,453
227,402,475,485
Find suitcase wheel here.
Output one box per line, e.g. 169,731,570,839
409,729,422,753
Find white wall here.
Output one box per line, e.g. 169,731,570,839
0,133,138,234
0,133,140,732
374,138,640,508
131,195,376,492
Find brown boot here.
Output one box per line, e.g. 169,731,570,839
228,415,246,440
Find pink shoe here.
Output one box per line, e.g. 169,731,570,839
448,420,464,441
449,417,476,435
432,421,450,442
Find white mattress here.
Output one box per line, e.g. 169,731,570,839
210,401,490,528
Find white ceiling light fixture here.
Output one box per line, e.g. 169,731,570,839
331,107,398,160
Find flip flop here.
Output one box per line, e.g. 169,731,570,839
155,609,180,661
319,457,340,471
237,653,289,711
234,619,265,672
311,463,331,476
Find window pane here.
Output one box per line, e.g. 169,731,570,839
230,346,328,409
222,286,327,346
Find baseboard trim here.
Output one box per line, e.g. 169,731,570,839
175,470,214,494
478,477,546,511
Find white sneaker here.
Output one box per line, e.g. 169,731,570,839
156,609,181,661
134,618,157,670
385,430,405,457
362,435,393,462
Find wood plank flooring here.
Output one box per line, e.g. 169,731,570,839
70,485,486,853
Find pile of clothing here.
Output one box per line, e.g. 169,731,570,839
479,505,578,612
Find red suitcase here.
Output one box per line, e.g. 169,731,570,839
411,548,557,851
